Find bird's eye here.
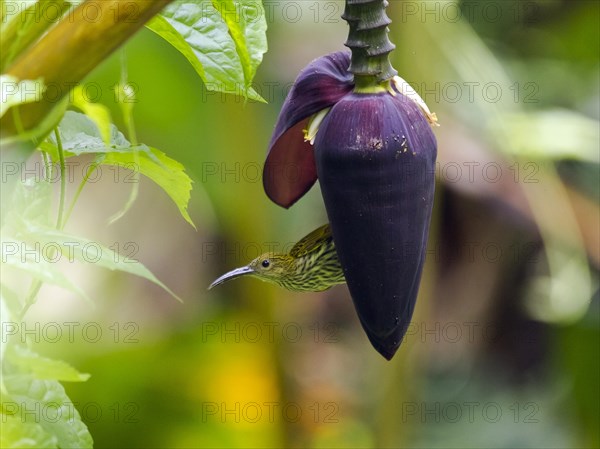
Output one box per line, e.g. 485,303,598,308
261,259,270,268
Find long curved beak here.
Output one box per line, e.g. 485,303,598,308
208,266,254,290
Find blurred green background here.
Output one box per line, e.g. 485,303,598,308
26,0,598,447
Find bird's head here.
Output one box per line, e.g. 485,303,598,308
208,253,295,290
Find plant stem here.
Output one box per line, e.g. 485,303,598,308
19,281,43,321
19,129,68,319
63,159,101,226
54,128,66,229
342,0,397,89
108,53,140,224
41,151,52,181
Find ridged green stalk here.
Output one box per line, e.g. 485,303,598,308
342,0,397,90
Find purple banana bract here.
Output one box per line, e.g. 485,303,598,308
263,51,437,359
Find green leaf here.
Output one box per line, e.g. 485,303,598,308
1,1,71,72
2,374,93,449
2,339,92,448
211,0,267,87
8,345,90,382
43,111,132,156
0,414,58,449
103,147,195,228
0,95,69,148
0,0,38,28
146,14,207,78
16,223,183,302
147,0,267,102
1,179,89,306
43,112,195,227
0,75,45,118
1,178,92,303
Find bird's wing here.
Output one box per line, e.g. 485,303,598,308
289,224,333,258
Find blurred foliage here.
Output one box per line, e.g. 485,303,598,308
1,0,267,446
2,0,599,448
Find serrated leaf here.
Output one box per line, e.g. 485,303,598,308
0,75,45,118
146,14,207,77
211,0,267,86
16,223,183,302
103,147,195,228
8,345,90,382
42,112,195,227
147,0,267,102
1,339,92,449
0,414,58,449
2,374,93,449
44,110,132,156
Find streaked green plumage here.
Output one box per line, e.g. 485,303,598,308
208,224,346,292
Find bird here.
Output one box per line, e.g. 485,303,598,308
208,224,346,292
